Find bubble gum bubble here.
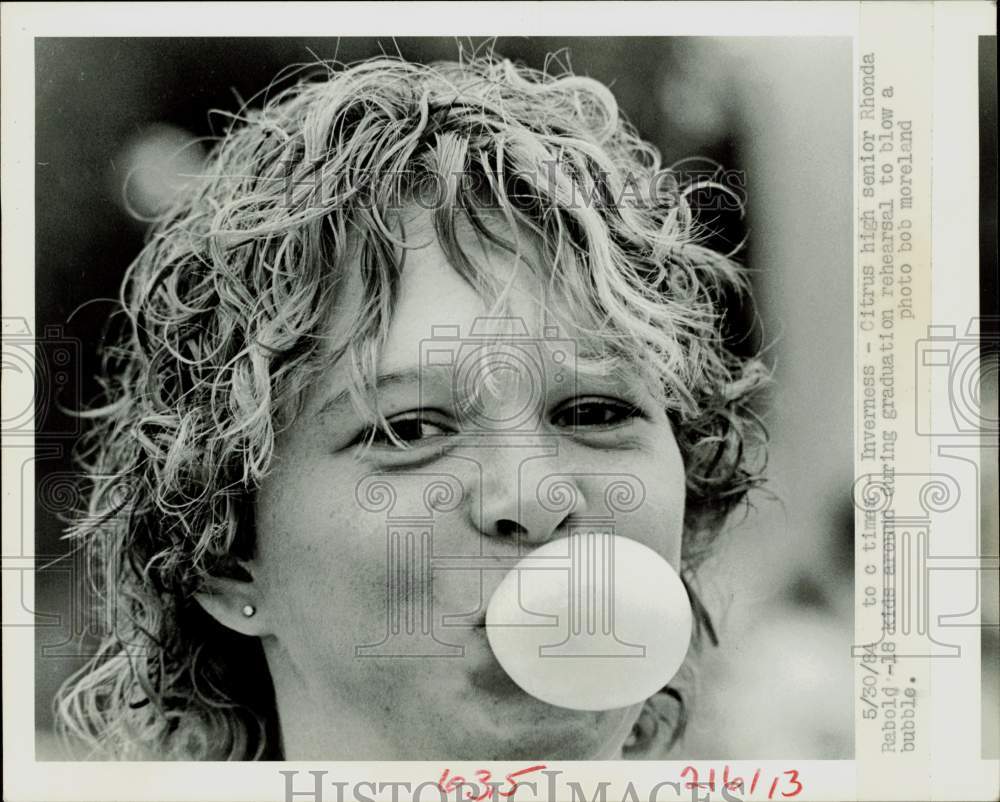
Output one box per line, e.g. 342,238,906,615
485,533,693,711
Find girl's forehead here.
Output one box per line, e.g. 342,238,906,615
337,205,605,348
309,203,644,419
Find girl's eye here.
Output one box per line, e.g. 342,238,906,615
551,398,644,429
364,415,452,447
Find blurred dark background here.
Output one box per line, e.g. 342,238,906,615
33,37,855,758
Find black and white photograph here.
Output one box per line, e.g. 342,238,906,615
2,4,997,801
31,34,853,764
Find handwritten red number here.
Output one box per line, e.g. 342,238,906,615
437,766,548,801
722,766,744,793
464,770,493,801
499,764,546,799
781,769,803,798
438,769,468,797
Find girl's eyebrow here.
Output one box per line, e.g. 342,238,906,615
314,356,648,421
315,364,453,420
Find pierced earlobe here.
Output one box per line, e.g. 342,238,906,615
193,572,267,637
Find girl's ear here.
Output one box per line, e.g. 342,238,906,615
194,563,270,637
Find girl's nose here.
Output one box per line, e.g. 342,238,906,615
468,445,587,546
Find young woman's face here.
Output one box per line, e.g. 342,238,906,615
248,208,687,760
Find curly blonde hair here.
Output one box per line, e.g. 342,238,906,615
56,52,767,760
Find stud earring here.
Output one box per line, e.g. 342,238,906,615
241,604,256,618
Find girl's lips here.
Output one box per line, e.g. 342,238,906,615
467,656,526,696
464,622,525,696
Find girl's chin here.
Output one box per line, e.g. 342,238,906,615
456,706,625,760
